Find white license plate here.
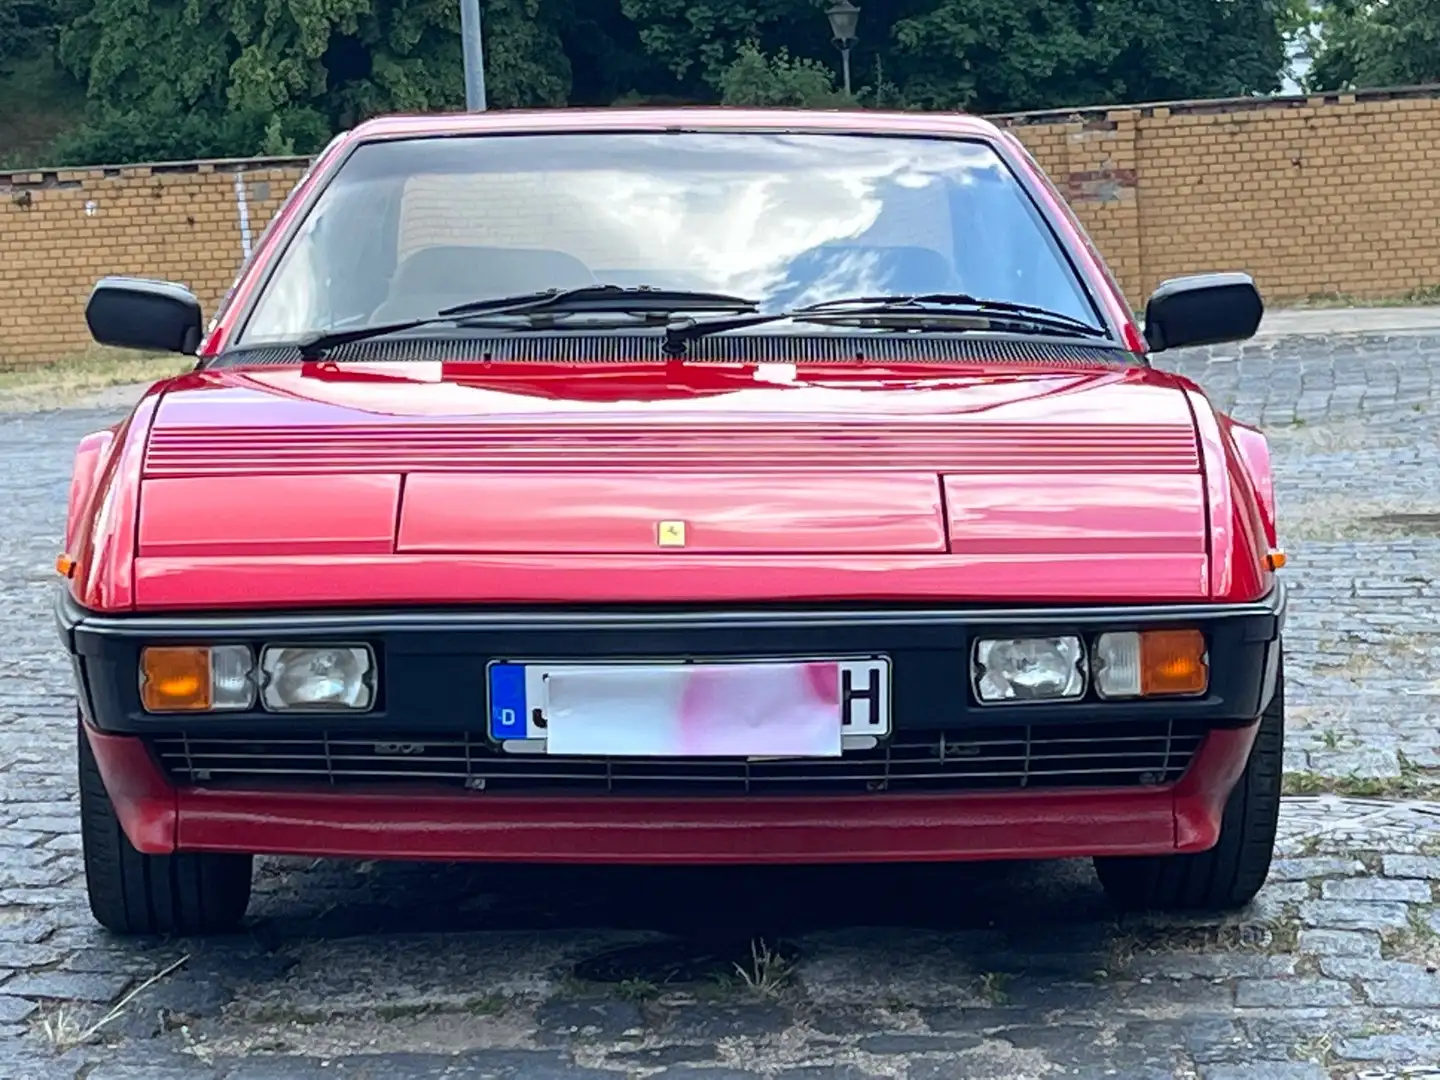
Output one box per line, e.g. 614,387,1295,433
487,657,890,757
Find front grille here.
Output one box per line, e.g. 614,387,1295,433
149,720,1206,796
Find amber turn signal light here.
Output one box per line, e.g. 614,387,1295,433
1094,629,1209,699
139,647,213,712
55,553,75,577
1138,629,1209,697
1266,549,1287,571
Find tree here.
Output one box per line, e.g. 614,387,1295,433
0,0,56,66
717,41,849,106
890,0,1289,114
46,0,577,164
618,0,840,96
1307,0,1440,90
620,0,1290,114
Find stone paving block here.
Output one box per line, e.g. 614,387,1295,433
0,996,36,1024
1297,929,1382,957
1200,1065,1330,1080
1320,957,1438,981
1308,748,1401,778
608,1045,722,1068
1269,858,1367,881
1365,978,1440,1007
1321,878,1433,902
0,942,65,970
855,1034,985,1055
0,918,58,945
1234,979,1356,1008
1299,900,1413,932
1335,1033,1440,1062
3,971,130,1003
1383,856,1440,879
1126,953,1297,980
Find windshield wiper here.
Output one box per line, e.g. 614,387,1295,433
437,284,758,318
658,293,1111,353
295,285,759,359
791,294,1110,338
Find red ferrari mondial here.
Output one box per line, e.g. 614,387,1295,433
59,108,1284,935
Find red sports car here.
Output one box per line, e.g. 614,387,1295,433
59,108,1285,936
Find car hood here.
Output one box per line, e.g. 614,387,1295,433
131,360,1214,606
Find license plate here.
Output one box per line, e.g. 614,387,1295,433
487,657,890,757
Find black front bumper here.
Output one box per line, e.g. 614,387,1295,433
58,585,1286,739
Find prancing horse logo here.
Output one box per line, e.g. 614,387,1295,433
657,520,686,547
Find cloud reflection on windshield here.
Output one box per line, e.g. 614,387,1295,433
243,133,1087,344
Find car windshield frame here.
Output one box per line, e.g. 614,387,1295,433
223,126,1119,353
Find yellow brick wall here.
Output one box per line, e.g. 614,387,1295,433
5,86,1440,363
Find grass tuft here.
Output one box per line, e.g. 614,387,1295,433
732,938,794,998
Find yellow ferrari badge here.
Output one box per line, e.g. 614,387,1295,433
657,520,687,547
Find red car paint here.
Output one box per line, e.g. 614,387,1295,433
121,361,1243,609
65,108,1280,868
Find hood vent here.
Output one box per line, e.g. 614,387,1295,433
144,422,1201,477
211,333,1132,369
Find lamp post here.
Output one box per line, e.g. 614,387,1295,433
460,0,488,111
825,0,860,98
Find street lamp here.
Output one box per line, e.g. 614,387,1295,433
825,0,860,97
460,0,488,110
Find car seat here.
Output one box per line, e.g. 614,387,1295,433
371,245,599,322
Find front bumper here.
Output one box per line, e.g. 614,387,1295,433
60,585,1285,863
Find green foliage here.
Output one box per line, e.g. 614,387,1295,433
891,0,1286,113
618,0,829,91
1308,0,1440,90
1,0,1303,169
717,42,848,107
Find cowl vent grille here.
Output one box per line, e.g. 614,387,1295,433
211,334,1132,368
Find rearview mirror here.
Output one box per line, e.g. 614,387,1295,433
85,276,204,354
1142,273,1263,353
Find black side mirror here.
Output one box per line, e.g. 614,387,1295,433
85,276,204,354
1142,272,1263,352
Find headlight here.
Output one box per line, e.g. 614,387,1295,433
972,636,1086,704
140,645,254,712
1094,630,1208,699
260,646,375,711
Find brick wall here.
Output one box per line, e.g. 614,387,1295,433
4,86,1440,363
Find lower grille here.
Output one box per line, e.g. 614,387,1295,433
149,720,1207,796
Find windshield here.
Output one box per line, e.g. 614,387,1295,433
238,131,1102,346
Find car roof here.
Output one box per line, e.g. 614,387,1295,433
343,107,1007,146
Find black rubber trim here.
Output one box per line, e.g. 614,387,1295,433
218,128,1122,352
56,581,1286,737
57,583,1286,639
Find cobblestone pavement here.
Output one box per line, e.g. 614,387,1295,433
1,330,1439,1080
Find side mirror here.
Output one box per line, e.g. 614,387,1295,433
85,276,204,354
1142,272,1263,352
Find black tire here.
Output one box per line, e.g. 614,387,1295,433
79,717,253,935
1094,654,1284,914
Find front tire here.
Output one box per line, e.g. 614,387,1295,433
1094,655,1284,914
79,717,253,935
